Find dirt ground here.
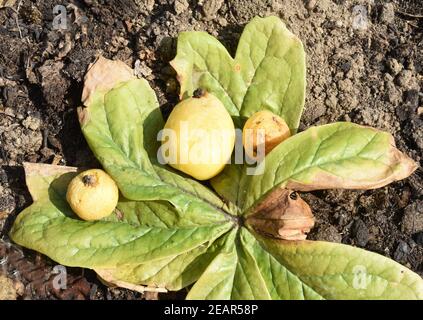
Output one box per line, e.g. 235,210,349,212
0,0,422,299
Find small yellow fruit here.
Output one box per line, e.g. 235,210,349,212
243,110,291,158
66,169,119,221
161,89,235,180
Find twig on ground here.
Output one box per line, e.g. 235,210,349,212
7,0,30,44
12,0,23,39
397,10,423,19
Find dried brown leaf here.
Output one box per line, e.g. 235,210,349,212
81,56,135,106
247,188,315,241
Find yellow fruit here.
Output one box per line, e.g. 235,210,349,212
243,110,291,158
66,169,119,221
161,89,235,180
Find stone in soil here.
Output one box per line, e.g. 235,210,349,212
22,114,41,131
393,240,410,263
379,3,395,24
0,274,24,300
174,0,189,14
402,200,423,235
305,0,317,11
395,69,420,90
352,219,369,247
201,0,225,20
38,60,69,108
386,58,403,76
315,224,342,243
0,124,42,165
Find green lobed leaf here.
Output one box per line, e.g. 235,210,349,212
173,17,416,217
97,229,235,291
10,164,233,270
80,78,233,220
10,124,423,300
187,227,423,300
234,228,323,299
170,16,306,131
242,122,417,213
186,229,238,299
10,23,422,299
255,232,423,300
171,16,307,205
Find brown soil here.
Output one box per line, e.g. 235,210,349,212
0,0,422,299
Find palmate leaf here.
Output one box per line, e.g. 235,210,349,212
10,164,232,268
10,17,423,300
188,228,423,299
170,16,306,131
172,16,417,214
241,122,417,214
10,163,234,291
80,79,232,219
171,15,306,209
11,164,423,299
212,122,417,215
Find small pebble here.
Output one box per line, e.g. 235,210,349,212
379,3,395,24
352,219,369,247
393,240,410,262
174,0,189,15
22,115,41,131
404,90,419,108
396,69,418,89
315,225,342,243
217,17,227,27
305,0,316,10
201,0,224,20
386,58,403,76
402,201,423,234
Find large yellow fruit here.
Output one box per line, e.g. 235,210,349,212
66,169,119,221
161,90,235,180
243,110,291,158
